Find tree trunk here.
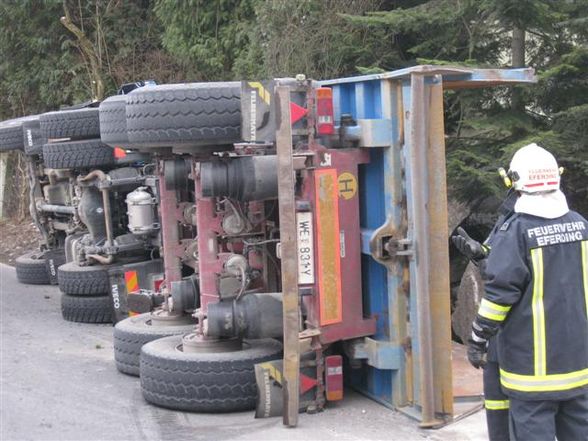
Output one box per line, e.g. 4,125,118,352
511,27,525,111
60,2,105,101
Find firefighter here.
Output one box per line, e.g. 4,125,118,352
468,143,588,441
453,188,518,441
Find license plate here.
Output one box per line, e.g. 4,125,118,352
296,212,315,285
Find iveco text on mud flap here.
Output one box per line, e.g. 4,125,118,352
43,249,66,285
108,259,164,323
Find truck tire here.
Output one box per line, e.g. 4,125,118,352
42,139,114,169
114,313,196,376
140,336,282,412
15,251,50,285
40,107,100,139
22,119,46,156
0,116,38,151
58,262,111,295
125,82,241,149
61,293,113,323
99,95,130,148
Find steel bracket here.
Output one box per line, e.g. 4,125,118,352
386,238,413,258
369,218,413,266
345,337,403,370
338,119,394,148
358,119,394,147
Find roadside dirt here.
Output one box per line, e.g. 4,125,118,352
0,217,42,265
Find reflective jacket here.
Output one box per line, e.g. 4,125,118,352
483,190,518,363
475,210,588,400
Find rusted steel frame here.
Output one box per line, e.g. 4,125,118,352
194,176,223,312
275,85,300,427
427,75,454,420
407,73,438,427
158,159,182,284
381,79,410,407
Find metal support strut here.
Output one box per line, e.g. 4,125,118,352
275,85,301,427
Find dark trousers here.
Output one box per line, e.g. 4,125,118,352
484,361,510,441
509,393,588,441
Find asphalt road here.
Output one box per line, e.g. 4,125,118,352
0,263,489,441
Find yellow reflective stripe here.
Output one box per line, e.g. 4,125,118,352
500,368,588,393
531,248,546,376
582,241,588,318
248,81,271,104
485,399,509,410
478,298,511,322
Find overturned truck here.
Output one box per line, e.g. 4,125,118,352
108,67,536,426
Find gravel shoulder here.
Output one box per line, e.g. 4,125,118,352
0,263,488,441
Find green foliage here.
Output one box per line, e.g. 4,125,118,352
0,0,83,118
235,0,382,80
536,47,588,113
1,0,586,216
344,0,587,215
343,0,505,65
154,0,256,80
0,0,186,118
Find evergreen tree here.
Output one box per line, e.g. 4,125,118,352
0,0,82,118
1,0,585,216
154,0,256,80
344,0,588,216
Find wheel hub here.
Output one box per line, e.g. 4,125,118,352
181,332,242,353
149,308,195,327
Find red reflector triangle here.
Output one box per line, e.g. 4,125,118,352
114,147,127,158
299,373,317,394
290,102,308,124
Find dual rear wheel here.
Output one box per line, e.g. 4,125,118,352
140,336,282,413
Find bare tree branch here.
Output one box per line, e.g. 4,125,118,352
61,1,104,100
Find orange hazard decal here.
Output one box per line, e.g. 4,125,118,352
114,147,127,158
124,270,139,293
337,172,357,200
315,169,342,325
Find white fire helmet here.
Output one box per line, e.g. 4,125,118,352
508,143,561,193
509,143,569,219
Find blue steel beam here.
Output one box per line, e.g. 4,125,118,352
320,66,536,88
321,66,537,424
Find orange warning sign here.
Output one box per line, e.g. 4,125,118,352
315,169,343,325
337,172,357,200
124,270,139,293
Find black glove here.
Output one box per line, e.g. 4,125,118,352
467,337,487,369
452,227,487,262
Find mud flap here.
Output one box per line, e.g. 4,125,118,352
44,249,66,285
107,259,164,323
254,357,318,418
